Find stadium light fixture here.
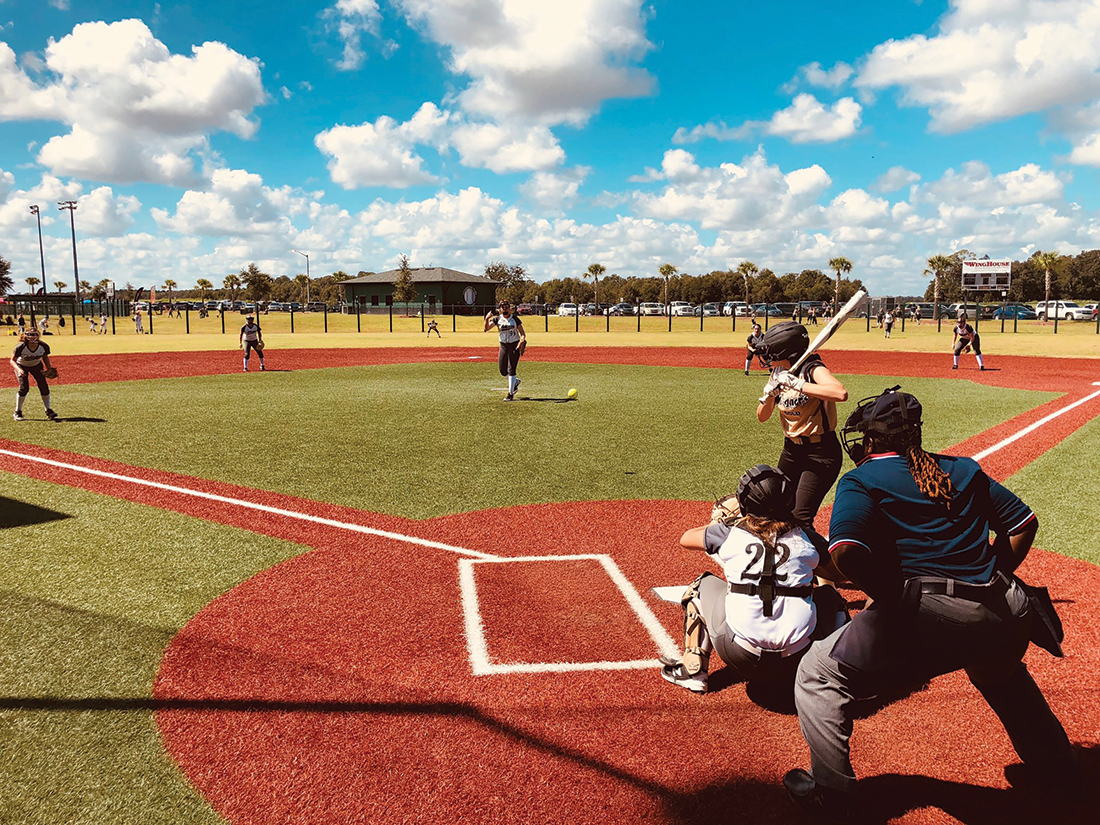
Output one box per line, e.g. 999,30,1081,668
58,200,80,304
29,205,47,288
292,248,310,303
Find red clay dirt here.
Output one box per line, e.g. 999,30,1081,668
5,347,1099,824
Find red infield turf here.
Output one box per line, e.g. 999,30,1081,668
6,347,1100,824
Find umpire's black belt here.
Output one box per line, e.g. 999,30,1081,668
911,572,1009,606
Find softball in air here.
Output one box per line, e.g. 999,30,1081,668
568,388,578,399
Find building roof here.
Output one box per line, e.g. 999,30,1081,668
342,267,498,285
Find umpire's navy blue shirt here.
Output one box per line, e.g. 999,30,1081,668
828,453,1035,584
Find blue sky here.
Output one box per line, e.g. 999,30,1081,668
3,0,1100,295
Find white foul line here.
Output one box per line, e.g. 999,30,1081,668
0,447,499,561
459,554,679,676
972,388,1100,462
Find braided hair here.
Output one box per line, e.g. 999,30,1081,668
873,427,956,510
733,513,799,546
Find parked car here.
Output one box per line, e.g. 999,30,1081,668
991,305,1038,320
723,301,749,316
638,302,664,316
735,304,753,317
288,302,302,312
557,303,578,316
752,303,785,317
515,304,535,315
267,301,287,312
1035,300,1090,321
670,303,696,316
775,302,797,318
700,302,722,316
305,302,327,312
607,303,634,316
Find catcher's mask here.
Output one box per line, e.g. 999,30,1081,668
759,322,809,367
841,385,923,463
736,464,795,521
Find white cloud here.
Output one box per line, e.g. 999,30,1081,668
673,94,861,146
325,0,382,71
315,103,449,188
876,166,921,193
0,20,265,185
451,121,564,173
633,147,831,231
519,166,589,211
395,0,654,124
152,168,300,236
784,61,854,93
856,0,1100,135
766,94,862,143
915,161,1065,208
72,186,141,236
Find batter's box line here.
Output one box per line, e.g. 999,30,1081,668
459,553,680,676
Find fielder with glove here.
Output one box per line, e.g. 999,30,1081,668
754,322,848,530
10,327,59,421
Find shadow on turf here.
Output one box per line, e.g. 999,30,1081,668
520,396,574,403
56,416,108,423
0,497,71,528
2,693,1093,823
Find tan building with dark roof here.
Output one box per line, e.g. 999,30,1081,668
341,267,500,313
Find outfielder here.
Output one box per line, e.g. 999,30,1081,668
784,387,1077,820
239,314,265,371
10,328,58,421
660,465,847,694
484,300,526,401
756,322,849,530
744,322,765,375
952,311,984,370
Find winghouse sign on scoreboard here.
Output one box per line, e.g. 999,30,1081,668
962,259,1012,291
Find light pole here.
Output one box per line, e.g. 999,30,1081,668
29,205,47,287
292,249,310,304
58,200,80,309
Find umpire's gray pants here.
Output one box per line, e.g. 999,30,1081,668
793,581,1075,792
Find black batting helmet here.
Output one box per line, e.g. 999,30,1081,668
759,322,809,366
736,464,795,521
841,385,923,463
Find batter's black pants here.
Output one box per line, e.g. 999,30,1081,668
498,342,521,377
777,432,843,529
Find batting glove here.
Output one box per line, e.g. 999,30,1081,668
774,370,805,392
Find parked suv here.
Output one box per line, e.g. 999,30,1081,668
305,302,327,312
638,302,664,316
1035,300,1090,321
557,303,578,316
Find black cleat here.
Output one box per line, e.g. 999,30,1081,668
13,410,24,421
45,408,58,420
952,364,958,370
783,769,853,824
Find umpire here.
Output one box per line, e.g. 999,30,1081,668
784,386,1077,821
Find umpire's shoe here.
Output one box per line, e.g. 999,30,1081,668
783,769,853,824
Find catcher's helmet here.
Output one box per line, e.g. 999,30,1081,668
736,464,795,521
759,322,809,366
841,385,923,463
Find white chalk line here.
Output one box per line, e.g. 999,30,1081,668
0,447,499,561
972,388,1100,461
1,446,679,676
460,554,679,676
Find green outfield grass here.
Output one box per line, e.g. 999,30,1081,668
15,307,1100,357
0,362,1056,520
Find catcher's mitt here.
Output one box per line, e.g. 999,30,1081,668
711,493,740,526
963,344,972,354
44,366,58,379
255,340,265,352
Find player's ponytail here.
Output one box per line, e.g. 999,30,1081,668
733,514,799,547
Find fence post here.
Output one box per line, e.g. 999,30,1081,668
357,302,361,332
453,304,457,333
71,300,76,334
421,305,425,333
1054,313,1058,334
220,309,225,334
544,308,548,333
575,308,579,333
667,305,671,332
389,303,393,333
324,305,328,333
637,304,641,332
186,306,190,334
291,309,295,334
148,307,153,335
699,307,704,332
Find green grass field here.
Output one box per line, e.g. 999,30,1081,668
0,353,1092,824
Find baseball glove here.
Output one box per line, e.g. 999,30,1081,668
44,366,58,379
255,340,265,352
517,340,526,357
711,494,740,526
963,344,972,354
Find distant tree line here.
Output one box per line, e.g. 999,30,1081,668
923,249,1100,303
488,261,865,308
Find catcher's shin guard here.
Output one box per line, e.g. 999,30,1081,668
679,574,713,675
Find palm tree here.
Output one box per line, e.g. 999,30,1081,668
294,273,310,303
1033,250,1062,322
658,263,678,310
0,255,12,297
828,256,853,311
163,278,177,307
224,274,242,303
196,278,213,303
54,281,66,293
924,254,952,322
584,263,606,312
736,260,758,307
26,276,40,294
